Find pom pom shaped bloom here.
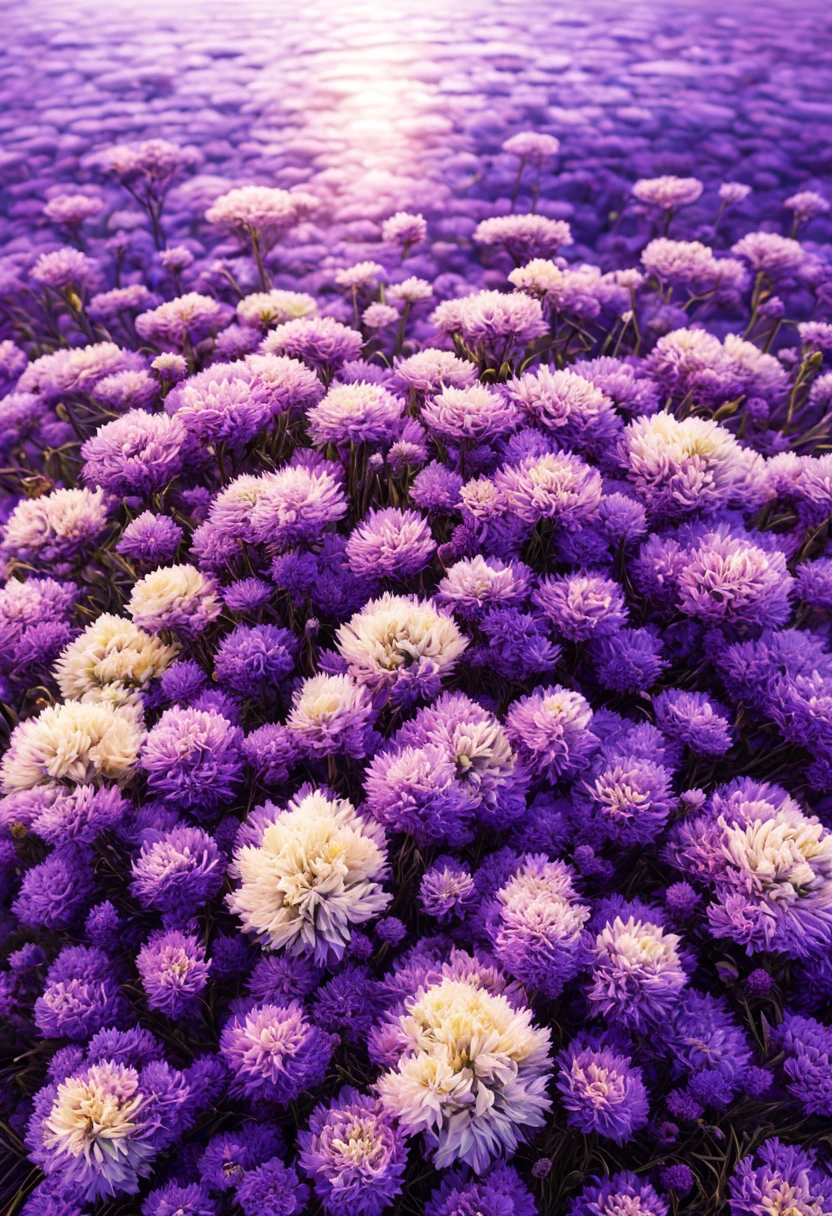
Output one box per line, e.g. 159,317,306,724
286,673,376,757
346,507,435,580
425,1162,537,1216
135,294,225,349
633,175,703,209
422,383,519,443
80,411,188,497
474,214,572,260
419,857,477,921
117,513,182,568
12,845,95,930
655,990,752,1098
136,929,211,1018
235,1157,309,1216
393,349,478,396
1,701,143,792
248,463,348,550
431,290,547,359
54,614,178,706
533,571,628,641
127,565,221,639
336,593,467,705
436,555,530,619
377,975,552,1171
227,788,391,965
213,624,297,699
206,186,316,246
587,916,688,1032
505,685,596,783
307,381,404,447
140,706,243,814
130,825,224,922
728,1139,832,1216
34,945,127,1041
219,999,334,1105
165,369,272,449
486,855,590,997
666,778,832,957
731,232,805,277
506,365,616,445
495,451,602,527
582,753,674,845
568,1172,668,1216
262,317,363,374
238,289,317,329
653,688,733,756
2,487,109,574
298,1087,408,1216
557,1039,650,1143
26,784,129,845
775,1013,832,1117
590,627,667,693
675,527,793,631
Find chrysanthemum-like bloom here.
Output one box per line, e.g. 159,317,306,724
346,507,435,580
44,193,104,226
505,685,596,783
307,381,404,447
676,528,794,631
140,706,243,814
91,368,160,413
503,130,560,161
334,261,387,291
486,855,590,998
213,624,296,699
422,383,519,444
238,289,317,329
583,754,674,845
568,1172,668,1216
88,284,156,322
130,825,224,923
207,185,316,246
336,593,467,704
431,290,547,360
235,1157,309,1216
298,1087,408,1216
474,214,573,260
587,916,687,1032
135,293,225,349
621,413,766,520
0,576,78,679
262,317,363,374
117,512,183,568
227,787,391,965
19,342,143,400
775,1013,832,1117
653,688,733,756
419,857,477,921
731,231,805,277
557,1039,649,1143
436,555,530,619
219,999,334,1105
286,673,376,758
31,1060,159,1200
655,990,752,1098
495,450,602,526
377,975,552,1171
667,777,832,958
166,369,272,449
127,564,221,639
633,176,703,209
506,364,616,441
2,486,109,574
1,701,143,792
393,349,478,396
54,614,178,706
34,944,127,1041
641,238,746,294
382,210,428,250
533,571,627,641
728,1139,832,1216
136,929,211,1018
244,462,348,552
19,784,127,845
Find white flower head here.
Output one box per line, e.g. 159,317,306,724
1,701,145,793
54,614,179,706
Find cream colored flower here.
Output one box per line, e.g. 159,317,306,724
54,614,179,705
127,563,221,638
0,701,144,793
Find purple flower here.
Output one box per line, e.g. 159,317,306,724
247,463,348,551
346,507,435,580
557,1038,650,1143
298,1087,408,1216
653,688,733,756
34,946,127,1041
243,723,302,786
587,915,687,1032
117,513,183,567
775,1013,832,1117
143,1182,217,1216
728,1140,832,1216
263,317,363,375
581,753,674,845
568,1172,668,1216
220,1000,334,1106
312,964,384,1046
505,685,597,783
533,571,627,641
198,1125,285,1193
214,624,297,700
425,1163,537,1216
495,450,602,526
13,847,95,931
590,627,667,693
141,706,243,815
235,1158,309,1216
419,857,476,921
81,410,188,497
136,929,211,1018
130,825,224,923
659,1164,695,1195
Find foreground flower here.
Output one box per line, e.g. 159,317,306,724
220,1000,334,1106
54,614,178,705
557,1039,650,1143
377,975,552,1170
1,701,144,792
227,787,391,964
127,564,221,638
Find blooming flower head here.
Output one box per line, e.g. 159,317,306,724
1,701,143,792
246,462,348,551
262,317,363,375
422,383,519,444
583,753,674,845
377,975,552,1171
675,527,794,631
2,487,109,574
587,915,687,1031
393,349,478,396
728,1139,832,1216
140,706,243,815
206,186,316,247
732,231,805,277
653,688,733,756
130,824,224,923
227,787,391,965
474,214,573,260
307,381,404,446
44,193,104,226
298,1087,408,1216
633,176,703,209
346,507,435,580
127,564,221,639
533,571,627,641
382,210,428,250
54,614,178,706
32,247,100,294
505,685,596,783
220,999,334,1105
135,294,225,349
432,290,547,360
136,929,211,1018
235,1157,309,1216
436,554,530,619
238,289,317,329
19,342,143,400
286,673,376,758
419,857,477,921
213,623,297,699
568,1172,668,1216
503,130,560,161
495,450,602,526
336,593,467,705
557,1038,650,1143
117,512,183,568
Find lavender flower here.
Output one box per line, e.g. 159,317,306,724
346,507,435,580
220,1000,334,1105
505,685,596,783
653,688,733,755
568,1173,668,1216
130,825,224,922
140,706,243,815
136,929,211,1018
557,1039,650,1143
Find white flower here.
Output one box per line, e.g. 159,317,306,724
227,787,391,965
41,1061,156,1200
53,614,179,705
127,563,221,638
237,289,317,329
1,701,145,793
377,976,552,1171
336,593,468,698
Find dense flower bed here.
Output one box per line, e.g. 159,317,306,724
2,16,832,1214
